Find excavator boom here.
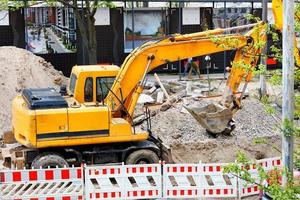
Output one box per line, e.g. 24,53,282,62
105,25,259,120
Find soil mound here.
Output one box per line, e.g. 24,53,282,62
0,46,66,135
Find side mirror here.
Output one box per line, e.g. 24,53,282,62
59,85,67,96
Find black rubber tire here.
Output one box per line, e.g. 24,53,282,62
125,149,159,165
31,152,69,169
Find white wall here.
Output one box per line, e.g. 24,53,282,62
94,8,110,26
0,10,9,26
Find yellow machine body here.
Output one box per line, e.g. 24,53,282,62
12,33,253,148
13,65,148,148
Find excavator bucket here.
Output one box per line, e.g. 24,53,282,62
184,103,234,134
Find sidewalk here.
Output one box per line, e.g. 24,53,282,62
46,28,72,53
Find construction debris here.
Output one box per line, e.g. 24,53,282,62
154,73,170,100
134,77,284,163
156,90,164,103
137,94,154,104
2,131,16,144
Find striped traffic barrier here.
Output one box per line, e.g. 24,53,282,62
0,166,83,200
239,157,281,198
201,163,237,198
163,163,201,198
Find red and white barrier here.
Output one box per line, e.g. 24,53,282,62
124,164,161,199
0,157,283,200
239,157,281,198
163,163,201,199
85,164,161,200
85,165,123,199
0,167,83,200
201,163,237,198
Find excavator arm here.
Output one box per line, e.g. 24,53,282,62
105,29,256,119
187,0,300,134
185,22,267,134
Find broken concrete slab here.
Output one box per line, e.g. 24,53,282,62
148,86,157,94
154,73,170,100
156,91,164,104
160,92,186,112
186,81,193,96
144,81,155,89
137,94,154,104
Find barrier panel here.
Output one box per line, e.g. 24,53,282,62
85,163,161,200
163,163,201,198
201,163,237,198
124,164,162,199
238,157,282,198
85,164,123,199
0,167,83,200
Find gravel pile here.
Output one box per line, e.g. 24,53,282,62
233,98,281,137
143,87,282,163
150,97,280,146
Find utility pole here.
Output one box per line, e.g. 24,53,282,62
282,0,294,186
259,0,268,97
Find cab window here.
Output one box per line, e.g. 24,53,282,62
84,77,93,102
96,77,115,102
69,73,77,95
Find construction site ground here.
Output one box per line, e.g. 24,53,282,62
136,73,288,164
0,46,297,170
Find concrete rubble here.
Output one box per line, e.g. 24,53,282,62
134,76,284,163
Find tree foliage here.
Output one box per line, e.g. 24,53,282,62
220,8,300,199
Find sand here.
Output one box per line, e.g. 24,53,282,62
0,46,67,135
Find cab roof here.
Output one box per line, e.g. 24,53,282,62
72,65,120,73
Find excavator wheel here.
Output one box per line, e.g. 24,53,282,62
125,149,159,165
31,152,69,169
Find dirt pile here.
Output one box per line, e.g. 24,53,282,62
147,97,281,163
138,77,283,163
0,46,67,135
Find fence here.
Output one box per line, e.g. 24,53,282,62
0,157,281,200
0,167,83,200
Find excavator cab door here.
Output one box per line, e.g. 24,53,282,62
67,76,113,139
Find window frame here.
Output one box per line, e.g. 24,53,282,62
84,77,94,102
96,77,115,103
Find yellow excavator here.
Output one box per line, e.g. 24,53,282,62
3,0,297,168
8,23,265,168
